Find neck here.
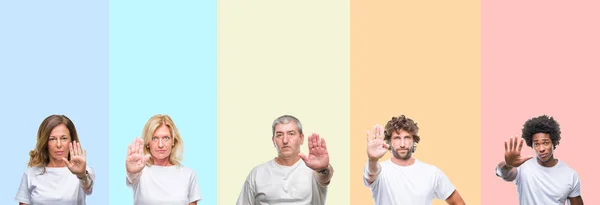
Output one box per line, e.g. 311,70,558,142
47,158,66,167
391,156,415,166
274,156,301,166
537,155,558,167
153,158,172,166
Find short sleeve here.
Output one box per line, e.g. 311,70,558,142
434,168,456,200
15,172,32,204
188,170,202,203
568,172,581,198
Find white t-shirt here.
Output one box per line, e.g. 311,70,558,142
237,159,328,205
363,159,456,205
15,166,95,205
514,159,581,205
127,165,202,205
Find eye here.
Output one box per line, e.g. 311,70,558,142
152,137,158,141
164,136,170,140
49,138,56,141
543,142,550,146
275,133,282,138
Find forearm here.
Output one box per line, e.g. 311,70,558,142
315,164,334,185
77,172,94,194
496,161,517,181
126,171,141,185
365,159,381,184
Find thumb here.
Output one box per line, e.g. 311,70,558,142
143,154,151,162
382,143,390,150
61,157,71,167
519,155,534,164
299,153,308,163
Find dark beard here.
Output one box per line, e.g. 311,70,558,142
391,144,413,160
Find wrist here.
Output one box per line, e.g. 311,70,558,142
317,164,332,175
368,158,380,163
77,170,88,179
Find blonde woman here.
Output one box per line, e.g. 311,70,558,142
15,115,95,205
126,114,201,205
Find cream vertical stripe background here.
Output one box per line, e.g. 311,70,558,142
218,0,350,204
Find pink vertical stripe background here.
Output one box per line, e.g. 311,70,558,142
482,0,600,204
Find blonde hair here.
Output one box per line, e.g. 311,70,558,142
142,114,184,166
29,115,80,174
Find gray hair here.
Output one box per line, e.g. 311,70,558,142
272,115,303,137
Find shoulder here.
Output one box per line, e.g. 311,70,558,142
24,166,44,176
556,160,579,177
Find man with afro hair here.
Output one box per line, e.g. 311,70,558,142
496,115,583,205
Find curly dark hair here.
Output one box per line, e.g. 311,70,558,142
521,115,561,149
384,115,420,146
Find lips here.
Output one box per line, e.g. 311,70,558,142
55,151,64,155
539,154,548,158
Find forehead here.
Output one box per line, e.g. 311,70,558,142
532,133,551,141
391,129,412,137
274,122,298,132
50,124,70,136
153,124,171,136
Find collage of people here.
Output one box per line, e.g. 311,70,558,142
2,0,598,205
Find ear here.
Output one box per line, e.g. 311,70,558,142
272,136,276,147
300,133,304,145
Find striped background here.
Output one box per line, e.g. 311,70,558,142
2,0,598,204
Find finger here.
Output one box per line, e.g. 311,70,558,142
517,138,524,152
128,144,133,156
143,154,151,162
321,138,327,150
315,134,321,148
366,130,371,142
77,141,82,156
378,124,384,138
504,140,508,153
523,155,533,161
61,157,71,167
69,142,74,158
83,149,87,160
137,138,144,155
513,136,518,151
375,124,381,140
312,133,318,149
508,137,514,151
307,134,313,150
133,138,138,155
298,153,308,163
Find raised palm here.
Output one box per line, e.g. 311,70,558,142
367,124,389,160
504,136,533,167
126,138,150,174
299,133,330,170
61,141,86,177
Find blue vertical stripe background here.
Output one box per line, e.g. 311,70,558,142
0,1,110,205
109,0,217,204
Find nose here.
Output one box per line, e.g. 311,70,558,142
539,146,546,153
158,139,165,148
282,134,289,144
400,138,406,148
57,139,63,149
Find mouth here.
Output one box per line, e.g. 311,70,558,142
55,151,64,155
539,153,548,158
157,150,167,153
